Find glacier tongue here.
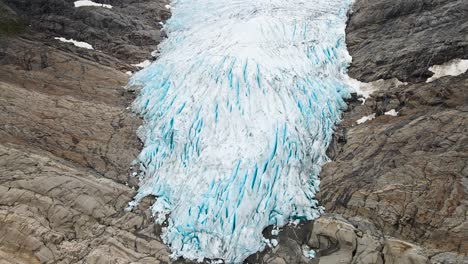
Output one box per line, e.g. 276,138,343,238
129,0,353,262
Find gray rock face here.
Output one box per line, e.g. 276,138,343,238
313,0,468,263
3,0,171,63
346,0,468,83
320,74,467,253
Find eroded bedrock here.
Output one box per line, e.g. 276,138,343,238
0,1,174,263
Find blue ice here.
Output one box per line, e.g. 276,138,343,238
129,0,353,262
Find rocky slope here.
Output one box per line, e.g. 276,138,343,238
311,0,467,263
0,1,175,263
0,0,466,263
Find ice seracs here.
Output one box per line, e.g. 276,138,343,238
74,0,112,8
54,37,93,50
129,0,354,262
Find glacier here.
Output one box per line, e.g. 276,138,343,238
128,0,353,262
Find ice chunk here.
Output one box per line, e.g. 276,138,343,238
271,239,279,247
129,0,354,262
74,0,112,8
302,244,316,259
271,228,280,236
426,59,468,83
54,37,93,50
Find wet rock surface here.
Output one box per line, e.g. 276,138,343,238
0,0,467,263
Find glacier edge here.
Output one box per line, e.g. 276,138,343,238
129,0,354,262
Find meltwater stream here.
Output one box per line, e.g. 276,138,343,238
129,0,353,262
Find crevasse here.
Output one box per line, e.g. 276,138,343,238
129,0,353,262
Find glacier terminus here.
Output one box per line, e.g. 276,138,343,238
129,0,354,262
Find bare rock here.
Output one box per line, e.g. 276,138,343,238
383,239,429,264
0,1,173,263
309,216,358,264
315,1,468,263
346,0,468,83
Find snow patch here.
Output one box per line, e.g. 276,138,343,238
74,0,112,8
54,37,93,50
346,77,407,105
356,113,376,124
426,59,468,83
384,109,398,116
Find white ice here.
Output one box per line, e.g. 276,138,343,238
426,59,468,83
132,60,152,68
74,0,112,8
54,37,93,50
129,0,353,262
384,109,398,116
356,113,376,124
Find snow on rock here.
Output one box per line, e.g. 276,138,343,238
347,77,407,105
356,113,376,124
128,0,353,262
384,109,398,116
426,59,468,83
54,37,93,50
165,4,171,9
74,0,112,8
131,60,152,68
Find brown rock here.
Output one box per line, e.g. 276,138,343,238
0,1,174,263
